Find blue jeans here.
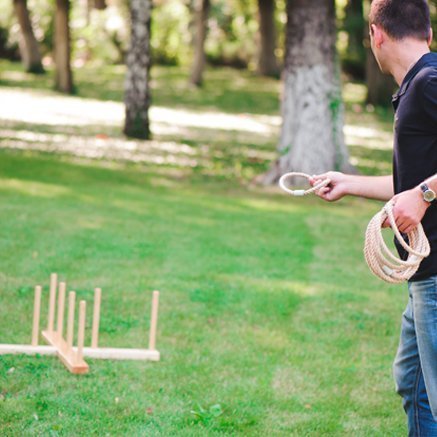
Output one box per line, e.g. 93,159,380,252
393,275,437,436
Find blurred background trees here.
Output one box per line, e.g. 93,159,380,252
2,0,436,84
263,0,352,182
124,0,152,139
12,0,44,73
0,0,436,172
54,0,73,93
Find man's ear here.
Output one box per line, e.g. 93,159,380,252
428,27,433,47
371,24,384,48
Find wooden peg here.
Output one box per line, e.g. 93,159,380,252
47,273,57,332
77,300,86,363
148,291,159,351
57,282,66,338
31,285,42,346
91,288,101,349
66,291,76,352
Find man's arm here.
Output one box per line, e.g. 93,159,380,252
391,173,437,234
310,172,394,202
425,173,437,192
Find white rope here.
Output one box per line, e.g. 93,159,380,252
279,172,330,196
364,201,430,283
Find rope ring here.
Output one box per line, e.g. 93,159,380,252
364,201,430,283
279,172,330,196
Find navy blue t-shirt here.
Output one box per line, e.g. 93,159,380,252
392,52,437,281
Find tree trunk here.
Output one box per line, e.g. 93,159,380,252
363,0,395,105
262,0,353,184
124,0,152,139
91,0,106,10
54,0,73,93
13,0,44,74
190,0,210,87
257,0,279,77
365,48,396,106
343,0,365,79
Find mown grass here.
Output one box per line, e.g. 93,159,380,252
0,60,406,435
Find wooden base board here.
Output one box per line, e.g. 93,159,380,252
0,344,57,356
42,330,89,374
82,347,160,361
0,344,160,362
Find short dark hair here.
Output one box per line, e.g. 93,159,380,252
369,0,431,41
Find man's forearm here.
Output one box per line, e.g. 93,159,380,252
423,174,437,192
344,175,394,201
390,173,436,234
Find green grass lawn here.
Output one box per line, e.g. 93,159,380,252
0,61,407,435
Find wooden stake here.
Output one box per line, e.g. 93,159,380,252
66,291,76,352
57,282,66,338
148,290,159,350
31,285,42,346
91,288,101,348
77,300,86,363
47,273,57,332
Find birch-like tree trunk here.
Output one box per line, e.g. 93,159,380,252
257,0,279,77
54,0,73,93
262,0,353,184
13,0,44,73
190,0,210,87
124,0,152,139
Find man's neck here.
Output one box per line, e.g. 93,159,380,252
388,41,430,85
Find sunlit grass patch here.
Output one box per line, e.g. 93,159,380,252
0,60,396,181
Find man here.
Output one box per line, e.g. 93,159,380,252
311,0,437,435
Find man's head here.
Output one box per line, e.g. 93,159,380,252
369,0,432,74
369,0,431,41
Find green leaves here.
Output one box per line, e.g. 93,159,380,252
190,403,224,425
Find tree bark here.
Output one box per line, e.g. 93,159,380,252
54,0,73,93
262,0,353,184
257,0,279,77
91,0,106,10
124,0,152,139
13,0,44,74
190,0,210,87
343,0,365,79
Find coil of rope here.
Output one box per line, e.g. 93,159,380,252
279,172,431,283
364,201,430,283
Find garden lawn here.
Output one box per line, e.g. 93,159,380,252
0,150,406,436
0,60,406,435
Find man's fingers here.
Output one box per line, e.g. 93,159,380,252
395,218,406,231
311,173,329,184
315,187,333,201
317,187,329,195
403,225,414,234
382,218,390,228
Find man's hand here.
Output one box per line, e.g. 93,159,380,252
384,187,430,233
309,171,349,202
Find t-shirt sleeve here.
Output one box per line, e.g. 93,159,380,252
422,74,437,124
